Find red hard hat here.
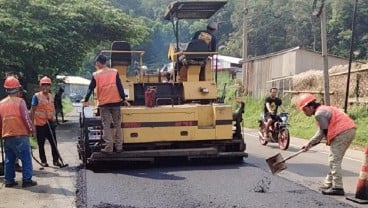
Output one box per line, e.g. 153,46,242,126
4,76,21,89
297,93,316,111
39,76,52,86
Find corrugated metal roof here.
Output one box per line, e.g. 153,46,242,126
241,46,301,63
240,46,349,63
214,55,242,64
56,75,90,85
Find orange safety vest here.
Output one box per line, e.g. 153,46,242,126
0,96,29,137
34,92,55,126
316,105,356,145
93,67,121,106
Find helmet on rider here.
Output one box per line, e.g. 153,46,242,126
297,93,316,111
4,76,23,94
39,76,52,86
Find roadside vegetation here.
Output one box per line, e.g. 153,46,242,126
217,71,368,149
241,97,368,149
62,98,74,115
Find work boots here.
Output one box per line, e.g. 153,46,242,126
53,161,63,168
115,144,123,153
319,183,332,190
22,180,37,188
5,181,18,188
41,162,49,167
321,187,345,196
100,147,113,153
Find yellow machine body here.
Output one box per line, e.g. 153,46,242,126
121,104,232,143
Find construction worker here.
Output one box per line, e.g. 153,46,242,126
54,86,66,124
30,76,62,167
298,93,356,196
0,76,37,187
83,54,130,153
192,22,218,52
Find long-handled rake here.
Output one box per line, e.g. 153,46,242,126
30,145,45,170
46,120,68,168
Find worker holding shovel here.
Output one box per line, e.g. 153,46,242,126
298,93,356,196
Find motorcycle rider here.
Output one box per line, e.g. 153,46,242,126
263,87,286,140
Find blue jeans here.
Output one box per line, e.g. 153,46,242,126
3,136,33,184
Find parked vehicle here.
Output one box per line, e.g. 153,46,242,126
69,93,83,103
258,112,290,150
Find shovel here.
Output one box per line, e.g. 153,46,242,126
266,149,305,174
46,120,69,168
266,143,319,174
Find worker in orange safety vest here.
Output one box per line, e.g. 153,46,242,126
30,76,62,168
0,76,37,188
83,54,130,153
298,93,356,196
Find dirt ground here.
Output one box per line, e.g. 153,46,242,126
0,109,80,208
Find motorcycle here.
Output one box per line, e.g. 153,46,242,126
258,112,290,150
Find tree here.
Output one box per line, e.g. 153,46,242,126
0,0,149,86
329,0,368,60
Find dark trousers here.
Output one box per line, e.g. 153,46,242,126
36,123,59,163
55,107,64,123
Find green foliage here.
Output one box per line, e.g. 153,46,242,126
30,136,38,149
0,0,150,84
62,97,73,115
217,71,368,147
346,105,368,146
242,97,264,129
241,96,368,148
1,0,368,87
109,0,368,67
285,105,316,140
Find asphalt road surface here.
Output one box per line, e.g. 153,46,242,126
75,115,366,208
2,105,364,208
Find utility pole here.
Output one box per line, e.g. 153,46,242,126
320,4,330,105
242,0,248,95
313,0,330,105
344,0,358,113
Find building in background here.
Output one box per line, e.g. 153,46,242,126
241,46,349,98
56,75,90,102
213,55,242,80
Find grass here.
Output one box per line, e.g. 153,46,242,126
30,136,38,149
62,98,73,115
241,98,368,148
217,71,368,149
